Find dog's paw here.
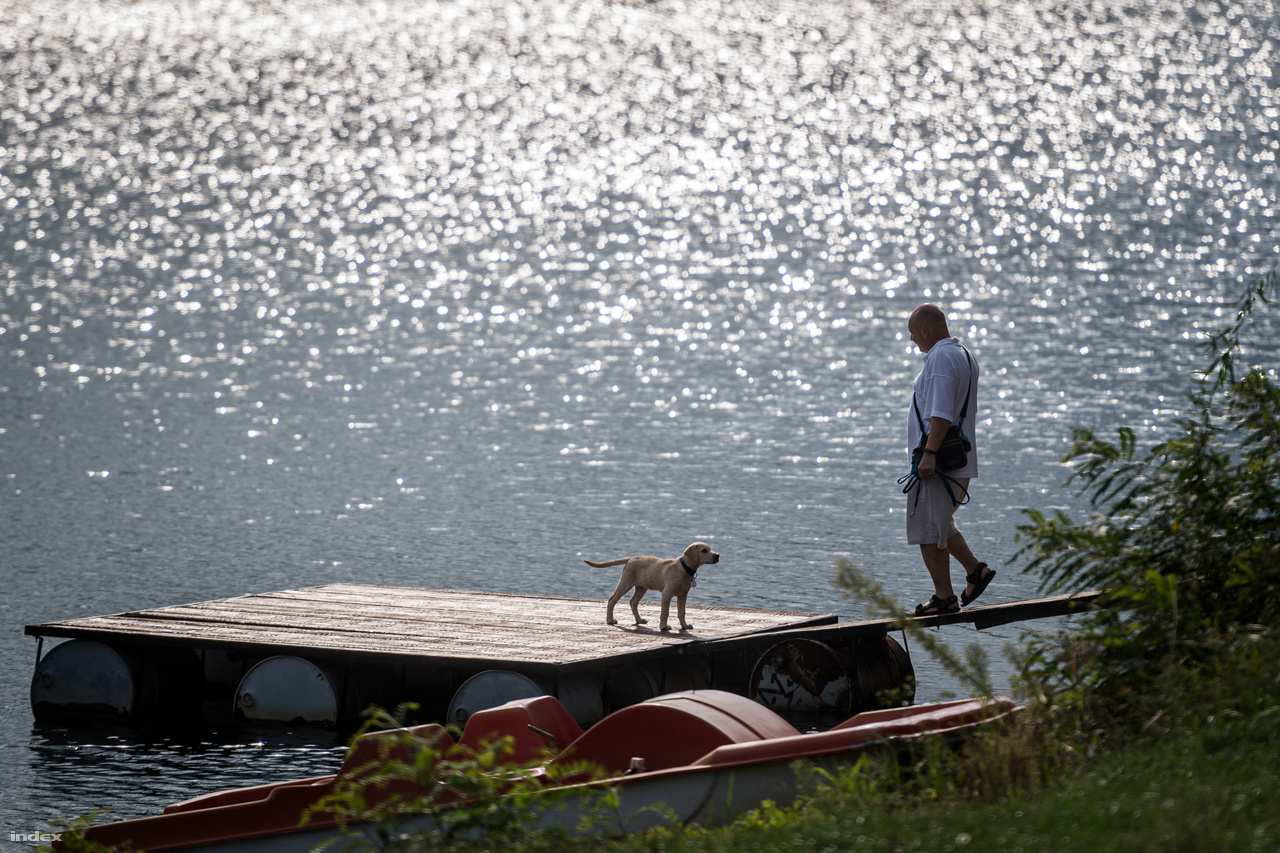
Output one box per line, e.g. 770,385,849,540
607,616,617,625
681,623,693,631
635,616,648,625
659,624,672,631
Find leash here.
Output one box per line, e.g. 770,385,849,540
898,469,970,511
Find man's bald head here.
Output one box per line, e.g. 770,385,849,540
908,303,951,353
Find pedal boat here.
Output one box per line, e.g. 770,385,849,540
70,689,1019,852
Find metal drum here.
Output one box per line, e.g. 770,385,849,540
749,638,854,717
31,640,140,721
602,656,713,712
234,656,361,725
748,635,916,724
31,640,203,721
447,670,608,729
447,670,547,728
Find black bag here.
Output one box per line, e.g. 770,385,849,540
911,347,974,473
912,424,971,472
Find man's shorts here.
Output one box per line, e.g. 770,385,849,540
905,476,970,549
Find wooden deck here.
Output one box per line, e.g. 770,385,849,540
25,585,1103,725
24,583,836,672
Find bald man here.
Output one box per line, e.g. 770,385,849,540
905,303,995,615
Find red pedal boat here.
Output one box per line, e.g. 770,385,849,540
70,690,1019,852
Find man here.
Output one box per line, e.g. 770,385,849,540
905,303,995,615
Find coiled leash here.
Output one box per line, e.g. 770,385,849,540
898,466,970,513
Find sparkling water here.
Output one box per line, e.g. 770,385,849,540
2,0,1277,834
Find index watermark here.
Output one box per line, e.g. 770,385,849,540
10,831,63,845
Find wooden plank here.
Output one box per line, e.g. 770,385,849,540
696,590,1105,655
921,590,1102,630
138,593,763,628
263,586,824,632
114,585,818,627
28,617,665,665
25,585,835,670
104,599,822,642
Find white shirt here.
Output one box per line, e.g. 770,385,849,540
907,337,980,478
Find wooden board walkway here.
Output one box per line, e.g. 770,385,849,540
694,589,1104,655
25,583,836,672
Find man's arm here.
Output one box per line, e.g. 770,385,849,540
917,415,951,479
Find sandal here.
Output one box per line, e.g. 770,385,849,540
960,562,996,607
913,594,960,616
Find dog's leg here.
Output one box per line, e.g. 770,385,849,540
677,592,692,631
605,579,631,625
628,587,648,624
658,589,674,631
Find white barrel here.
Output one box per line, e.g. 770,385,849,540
447,670,547,728
30,640,202,721
234,656,358,725
748,638,853,715
447,670,607,729
31,640,140,721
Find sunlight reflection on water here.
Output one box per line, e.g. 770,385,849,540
1,0,1278,829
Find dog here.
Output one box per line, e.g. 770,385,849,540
583,542,720,631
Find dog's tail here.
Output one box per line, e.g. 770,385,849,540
583,558,630,568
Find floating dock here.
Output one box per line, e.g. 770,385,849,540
25,584,1100,728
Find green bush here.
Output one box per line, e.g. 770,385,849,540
1013,267,1279,727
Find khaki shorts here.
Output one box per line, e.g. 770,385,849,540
905,476,970,549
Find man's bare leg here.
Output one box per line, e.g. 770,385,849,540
922,532,982,599
920,543,955,598
947,532,994,601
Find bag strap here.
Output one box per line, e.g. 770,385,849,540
957,346,974,423
913,345,973,433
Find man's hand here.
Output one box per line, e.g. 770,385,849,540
917,450,937,479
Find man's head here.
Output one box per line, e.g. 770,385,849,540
908,303,950,353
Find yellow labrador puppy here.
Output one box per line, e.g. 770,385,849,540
584,542,720,631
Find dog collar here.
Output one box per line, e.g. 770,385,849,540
679,557,696,577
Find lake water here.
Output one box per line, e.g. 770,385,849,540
2,0,1278,839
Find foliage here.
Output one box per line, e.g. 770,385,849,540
303,703,624,853
1012,266,1280,724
